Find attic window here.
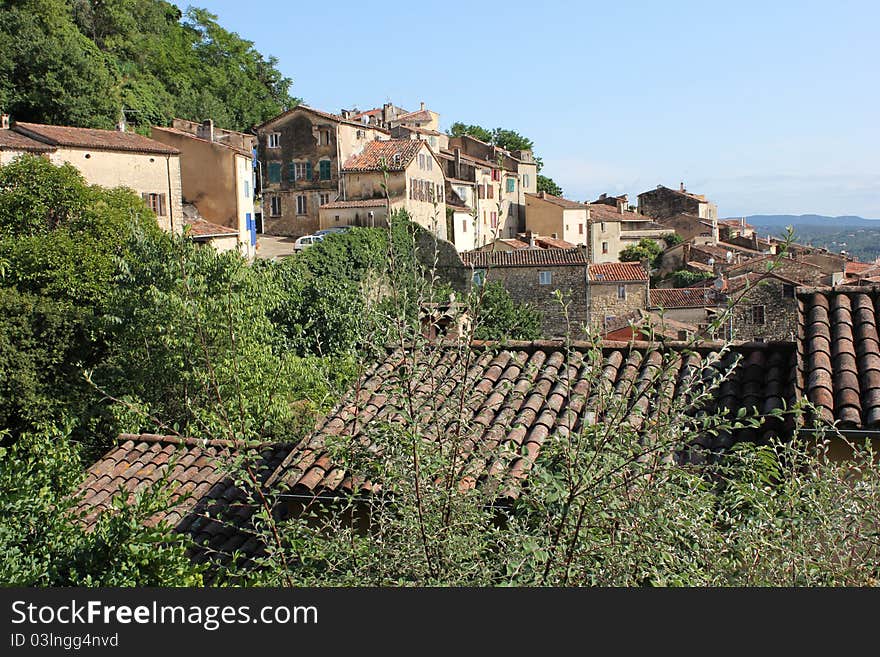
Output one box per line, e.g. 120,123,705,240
392,154,401,167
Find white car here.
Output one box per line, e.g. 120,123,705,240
293,234,324,252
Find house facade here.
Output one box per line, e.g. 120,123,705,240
638,183,718,227
586,262,650,332
585,202,673,263
524,192,588,246
334,139,447,238
151,119,257,258
6,119,183,233
255,105,388,237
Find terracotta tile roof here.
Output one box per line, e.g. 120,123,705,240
845,261,875,275
255,105,391,134
535,236,576,249
727,254,822,284
320,199,387,209
650,287,715,308
14,122,179,155
726,271,799,293
798,286,880,429
461,248,588,268
151,125,252,157
526,192,585,210
0,129,56,152
342,139,425,172
75,434,295,565
394,109,434,123
588,262,649,282
497,238,530,249
586,203,647,223
184,219,239,239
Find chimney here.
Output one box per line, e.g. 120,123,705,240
116,108,126,132
197,119,214,142
420,101,425,111
680,181,685,192
1,114,8,130
599,193,607,200
740,216,746,228
528,231,536,248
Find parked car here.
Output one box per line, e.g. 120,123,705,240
313,226,354,237
293,234,324,252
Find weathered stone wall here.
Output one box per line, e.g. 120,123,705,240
729,279,798,342
638,187,701,221
587,282,648,331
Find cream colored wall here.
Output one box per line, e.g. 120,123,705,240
525,196,564,237
51,147,183,233
475,168,502,246
234,153,256,258
319,206,388,229
337,123,387,161
589,215,623,263
451,209,476,252
202,234,240,254
403,145,446,240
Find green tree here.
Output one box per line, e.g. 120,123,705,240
536,175,563,196
447,122,492,143
670,269,714,288
619,238,663,265
470,281,542,341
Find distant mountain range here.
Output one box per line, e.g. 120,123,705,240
746,214,880,227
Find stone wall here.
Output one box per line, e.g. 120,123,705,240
638,187,701,221
587,282,649,332
728,278,798,342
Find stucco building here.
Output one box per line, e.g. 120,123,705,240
585,202,673,263
151,119,256,258
3,118,183,233
320,139,446,238
524,192,588,246
255,105,389,237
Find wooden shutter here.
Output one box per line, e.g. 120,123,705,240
305,162,313,180
158,193,166,216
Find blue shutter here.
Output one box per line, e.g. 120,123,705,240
305,162,313,181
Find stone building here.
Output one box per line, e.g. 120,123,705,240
151,119,256,258
461,248,590,337
638,183,718,228
656,212,718,244
586,262,650,332
726,254,824,286
255,105,388,237
325,139,446,238
585,202,673,263
723,272,799,342
3,119,183,233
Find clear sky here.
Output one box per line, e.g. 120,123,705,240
189,0,879,218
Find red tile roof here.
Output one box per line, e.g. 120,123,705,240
320,199,387,209
650,287,715,308
255,105,391,134
798,287,880,429
586,202,649,223
184,219,239,238
0,129,56,152
394,109,434,123
461,247,588,268
14,122,180,155
342,139,426,172
727,254,822,284
588,262,649,282
75,434,295,566
151,125,252,157
526,192,585,209
535,236,576,249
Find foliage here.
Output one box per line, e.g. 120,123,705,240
619,237,663,267
447,122,492,143
0,0,297,131
663,232,683,246
670,269,715,288
447,122,545,171
0,426,205,586
469,281,542,341
536,175,563,197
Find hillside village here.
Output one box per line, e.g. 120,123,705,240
3,101,878,348
4,91,880,586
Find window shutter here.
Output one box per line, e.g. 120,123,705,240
288,163,296,182
305,162,312,180
158,193,166,216
268,162,281,183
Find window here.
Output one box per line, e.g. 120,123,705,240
783,284,795,298
142,193,167,216
462,219,467,233
491,169,500,182
602,241,609,254
487,185,494,199
356,129,365,139
752,305,766,325
617,284,627,300
419,153,426,170
539,271,552,285
244,180,250,198
483,211,487,225
290,161,312,181
506,177,515,193
478,185,485,200
491,212,498,228
319,160,331,180
319,193,330,206
268,162,282,184
523,174,530,187
296,195,307,215
600,222,606,232
269,195,281,216
427,156,433,172
473,269,486,286
267,132,281,148
319,130,330,146
579,223,584,235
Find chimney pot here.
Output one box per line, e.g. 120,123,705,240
1,114,8,130
680,181,685,192
420,101,425,111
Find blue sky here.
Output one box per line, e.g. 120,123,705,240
190,0,880,218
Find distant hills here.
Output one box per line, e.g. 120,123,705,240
746,214,880,228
